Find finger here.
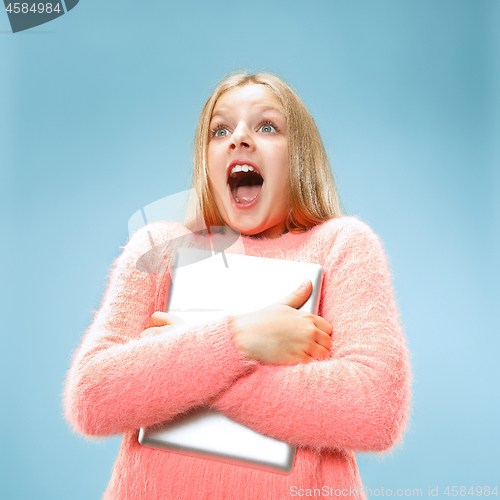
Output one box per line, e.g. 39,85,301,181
139,326,164,338
284,351,314,365
312,315,333,336
277,280,312,310
163,314,186,327
305,342,331,360
315,330,333,351
147,312,186,328
299,352,315,363
147,312,171,328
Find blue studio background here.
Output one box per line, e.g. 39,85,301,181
1,1,498,499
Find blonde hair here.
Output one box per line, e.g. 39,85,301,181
186,72,343,233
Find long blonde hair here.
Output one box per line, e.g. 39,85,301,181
185,72,343,233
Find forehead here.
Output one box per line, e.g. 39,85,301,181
212,84,284,117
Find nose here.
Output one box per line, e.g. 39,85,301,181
229,123,254,151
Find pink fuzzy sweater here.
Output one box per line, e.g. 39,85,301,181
64,216,411,500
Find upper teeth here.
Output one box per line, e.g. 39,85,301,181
230,164,254,174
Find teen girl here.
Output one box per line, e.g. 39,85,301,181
64,72,411,499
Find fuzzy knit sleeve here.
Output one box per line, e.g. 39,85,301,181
63,223,255,438
210,218,412,452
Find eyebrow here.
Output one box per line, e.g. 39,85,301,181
211,105,285,119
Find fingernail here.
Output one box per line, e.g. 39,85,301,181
299,280,309,288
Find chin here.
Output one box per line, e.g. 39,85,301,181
216,197,287,238
228,221,263,236
233,219,285,239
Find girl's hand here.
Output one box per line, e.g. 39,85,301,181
231,280,333,365
139,312,186,338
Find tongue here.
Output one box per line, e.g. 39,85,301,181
234,184,261,204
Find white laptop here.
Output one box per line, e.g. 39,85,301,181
138,247,323,474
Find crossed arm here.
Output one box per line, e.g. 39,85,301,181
64,219,411,453
210,221,411,452
64,222,256,436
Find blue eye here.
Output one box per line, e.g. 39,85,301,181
259,123,277,133
213,126,231,137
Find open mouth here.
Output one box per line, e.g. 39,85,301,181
227,164,264,206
